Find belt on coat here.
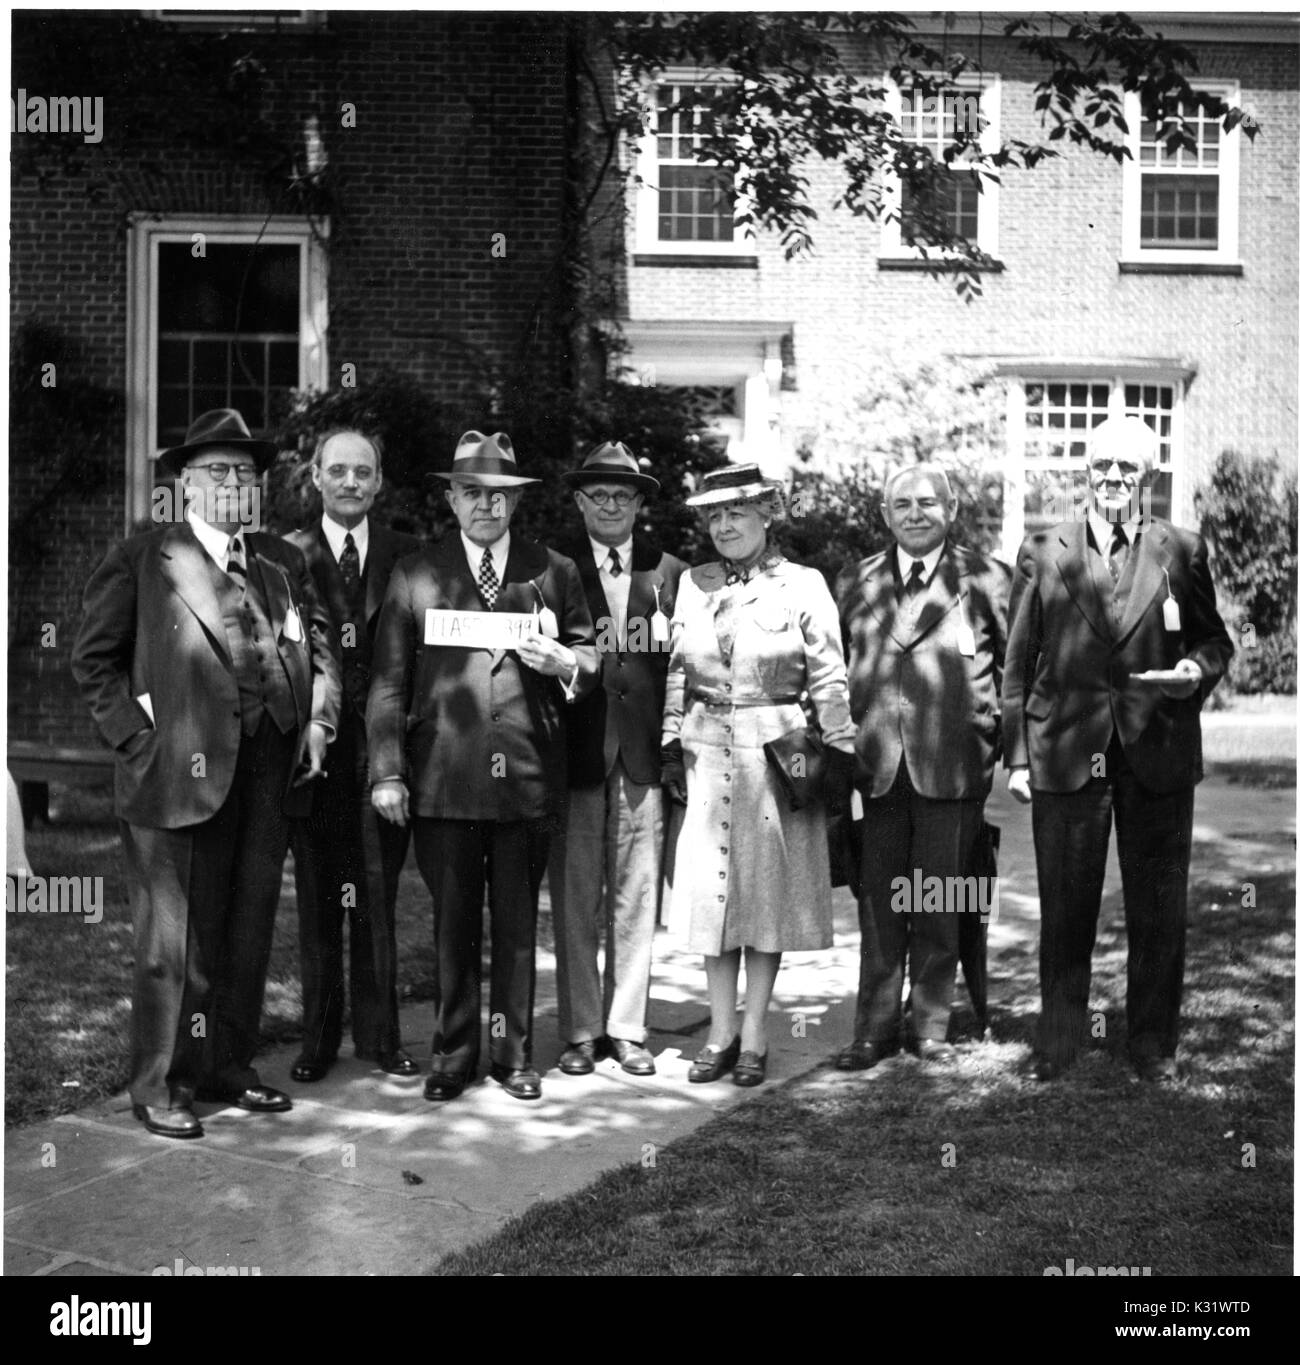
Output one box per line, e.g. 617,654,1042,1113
688,688,802,708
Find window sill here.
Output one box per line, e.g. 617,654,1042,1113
877,256,1005,272
1119,260,1243,276
633,254,758,269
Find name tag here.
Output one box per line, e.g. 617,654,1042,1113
424,609,538,649
651,609,669,644
1163,596,1182,632
136,692,155,724
283,607,303,643
955,613,976,657
535,606,559,639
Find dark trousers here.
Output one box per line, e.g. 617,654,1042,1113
120,717,296,1108
854,758,984,1044
291,714,410,1063
412,817,550,1077
1031,739,1193,1067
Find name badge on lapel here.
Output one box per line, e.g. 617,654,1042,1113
651,584,669,643
531,582,559,637
1161,567,1181,632
283,606,304,643
955,600,976,657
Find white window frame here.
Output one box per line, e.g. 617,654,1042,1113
148,10,324,30
633,70,755,257
125,214,329,530
1121,81,1241,266
879,74,1001,260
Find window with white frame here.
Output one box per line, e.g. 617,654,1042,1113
880,77,1000,258
126,217,328,527
1121,83,1240,265
635,79,751,255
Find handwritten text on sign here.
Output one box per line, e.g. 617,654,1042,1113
424,609,539,649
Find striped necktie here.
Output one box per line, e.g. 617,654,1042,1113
478,548,499,610
1108,525,1130,584
606,547,622,578
227,534,247,597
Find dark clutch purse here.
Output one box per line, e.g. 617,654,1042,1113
763,725,828,811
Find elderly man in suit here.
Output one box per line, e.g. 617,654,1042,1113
1004,417,1233,1083
836,463,1010,1070
72,409,341,1139
284,429,422,1084
549,442,688,1078
367,431,598,1102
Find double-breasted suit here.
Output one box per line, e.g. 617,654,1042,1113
366,533,598,1078
285,518,421,1069
1003,516,1232,1069
838,541,1010,1045
548,534,688,1047
72,522,341,1109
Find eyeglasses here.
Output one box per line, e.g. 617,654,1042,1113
1089,461,1141,480
189,463,260,484
580,489,637,508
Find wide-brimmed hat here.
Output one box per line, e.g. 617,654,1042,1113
562,441,660,495
684,463,784,514
435,430,540,487
159,408,278,476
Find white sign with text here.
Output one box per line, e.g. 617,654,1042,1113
424,609,539,649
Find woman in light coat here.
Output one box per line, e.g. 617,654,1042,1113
661,465,855,1086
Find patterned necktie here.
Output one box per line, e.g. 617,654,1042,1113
906,559,926,598
340,532,362,608
606,547,622,578
226,534,247,597
478,548,499,610
1108,525,1129,585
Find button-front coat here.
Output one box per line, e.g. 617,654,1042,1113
662,558,854,954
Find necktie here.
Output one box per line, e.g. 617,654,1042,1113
606,547,622,578
906,559,926,598
1108,526,1129,584
226,534,247,597
478,549,499,610
340,532,362,608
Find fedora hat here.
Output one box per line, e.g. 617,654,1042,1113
436,430,540,488
159,408,278,476
562,441,660,495
684,463,784,513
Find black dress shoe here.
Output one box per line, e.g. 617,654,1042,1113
688,1037,741,1083
490,1064,542,1100
290,1056,331,1084
607,1037,656,1076
423,1074,466,1102
133,1104,204,1139
833,1039,898,1071
1132,1054,1178,1084
377,1049,420,1077
917,1039,957,1065
559,1040,597,1075
226,1085,292,1113
732,1051,768,1087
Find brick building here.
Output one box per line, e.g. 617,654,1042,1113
612,12,1299,561
8,9,580,773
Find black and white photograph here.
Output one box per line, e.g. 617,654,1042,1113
3,2,1295,1311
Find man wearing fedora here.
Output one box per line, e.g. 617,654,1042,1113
549,442,688,1078
367,431,599,1102
285,429,423,1085
72,409,341,1139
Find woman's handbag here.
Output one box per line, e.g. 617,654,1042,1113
762,725,829,811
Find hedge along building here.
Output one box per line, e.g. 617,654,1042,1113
611,11,1299,563
8,10,584,784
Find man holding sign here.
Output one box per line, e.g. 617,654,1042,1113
1003,417,1233,1084
367,431,598,1102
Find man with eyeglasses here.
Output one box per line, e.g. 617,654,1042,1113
1003,416,1233,1085
72,409,341,1139
284,429,422,1085
549,443,688,1078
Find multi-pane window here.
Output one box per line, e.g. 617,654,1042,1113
654,84,735,244
1023,382,1112,462
898,90,983,242
1138,101,1221,249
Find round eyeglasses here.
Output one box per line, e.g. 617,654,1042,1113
581,489,637,508
189,463,260,484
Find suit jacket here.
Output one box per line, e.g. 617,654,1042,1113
1002,517,1233,794
838,541,1011,800
71,524,342,829
366,533,599,821
284,518,423,726
558,533,688,787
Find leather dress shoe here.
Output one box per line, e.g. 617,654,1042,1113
1132,1054,1178,1084
490,1064,542,1100
424,1074,467,1102
917,1039,957,1065
607,1037,656,1076
732,1050,768,1087
559,1040,597,1075
688,1037,741,1084
133,1104,204,1139
225,1085,292,1113
290,1056,331,1084
833,1039,898,1071
377,1049,419,1077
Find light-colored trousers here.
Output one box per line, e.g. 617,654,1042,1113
549,759,664,1044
